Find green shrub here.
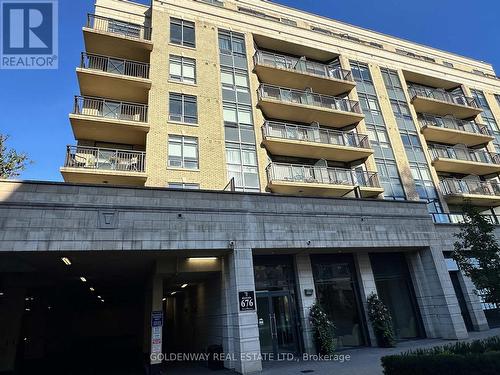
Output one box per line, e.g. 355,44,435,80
309,302,336,355
381,336,500,375
381,352,500,375
367,293,396,348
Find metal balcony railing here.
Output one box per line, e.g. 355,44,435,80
253,50,353,82
266,162,380,188
262,121,370,149
418,113,490,136
428,144,500,165
440,178,500,197
86,14,152,41
408,85,478,108
64,146,146,172
73,96,148,123
80,52,150,79
258,84,361,114
431,213,500,225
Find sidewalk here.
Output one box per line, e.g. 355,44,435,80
260,328,500,375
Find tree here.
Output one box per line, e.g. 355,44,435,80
0,134,31,179
309,302,336,355
453,206,500,305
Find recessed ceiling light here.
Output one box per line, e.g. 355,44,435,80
61,257,71,266
100,299,105,303
25,308,30,312
186,257,217,261
171,291,177,295
80,277,87,283
181,283,188,288
162,297,166,301
89,287,95,292
97,295,102,299
0,292,4,296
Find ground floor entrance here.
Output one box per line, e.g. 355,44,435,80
256,291,299,356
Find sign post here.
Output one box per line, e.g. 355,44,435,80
151,311,163,365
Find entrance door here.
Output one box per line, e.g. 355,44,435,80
450,271,473,331
256,291,298,356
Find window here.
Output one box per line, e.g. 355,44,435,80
169,55,196,84
221,67,250,104
168,182,200,189
169,93,197,124
170,18,195,48
168,135,198,169
218,30,247,70
311,26,333,36
198,0,223,6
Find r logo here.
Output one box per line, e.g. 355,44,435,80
1,1,58,69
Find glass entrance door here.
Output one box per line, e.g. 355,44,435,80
256,291,298,356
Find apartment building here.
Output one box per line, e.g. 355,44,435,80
1,0,500,374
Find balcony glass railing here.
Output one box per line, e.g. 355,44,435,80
431,213,500,225
428,144,500,165
81,52,150,79
253,50,353,82
266,162,380,188
262,121,370,149
258,84,361,114
86,14,152,41
64,146,146,172
408,85,478,108
440,178,500,197
73,96,148,123
418,114,490,136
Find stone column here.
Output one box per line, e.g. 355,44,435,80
406,251,439,338
457,272,489,331
353,252,378,346
146,273,163,375
294,254,316,354
222,248,262,374
0,287,25,372
408,247,468,339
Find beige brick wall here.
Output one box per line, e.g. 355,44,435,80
73,0,500,206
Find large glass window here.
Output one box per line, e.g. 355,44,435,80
170,18,195,48
370,253,423,340
168,182,200,189
169,55,196,84
381,67,443,213
168,135,198,169
311,254,366,348
169,93,197,124
472,90,500,153
218,29,259,192
351,60,405,200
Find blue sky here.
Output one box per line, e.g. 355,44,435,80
1,0,498,181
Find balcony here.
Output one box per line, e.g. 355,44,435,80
262,121,372,162
409,86,482,119
253,50,355,96
60,146,147,186
266,163,383,198
69,96,149,145
428,145,500,175
83,14,153,62
77,53,151,103
419,114,493,147
257,85,364,127
440,178,500,207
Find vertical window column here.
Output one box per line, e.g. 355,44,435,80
350,61,405,200
218,30,260,192
381,68,444,216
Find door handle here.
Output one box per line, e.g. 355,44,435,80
270,314,278,338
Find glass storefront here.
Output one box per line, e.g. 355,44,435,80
370,253,423,339
253,256,300,356
311,254,366,348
